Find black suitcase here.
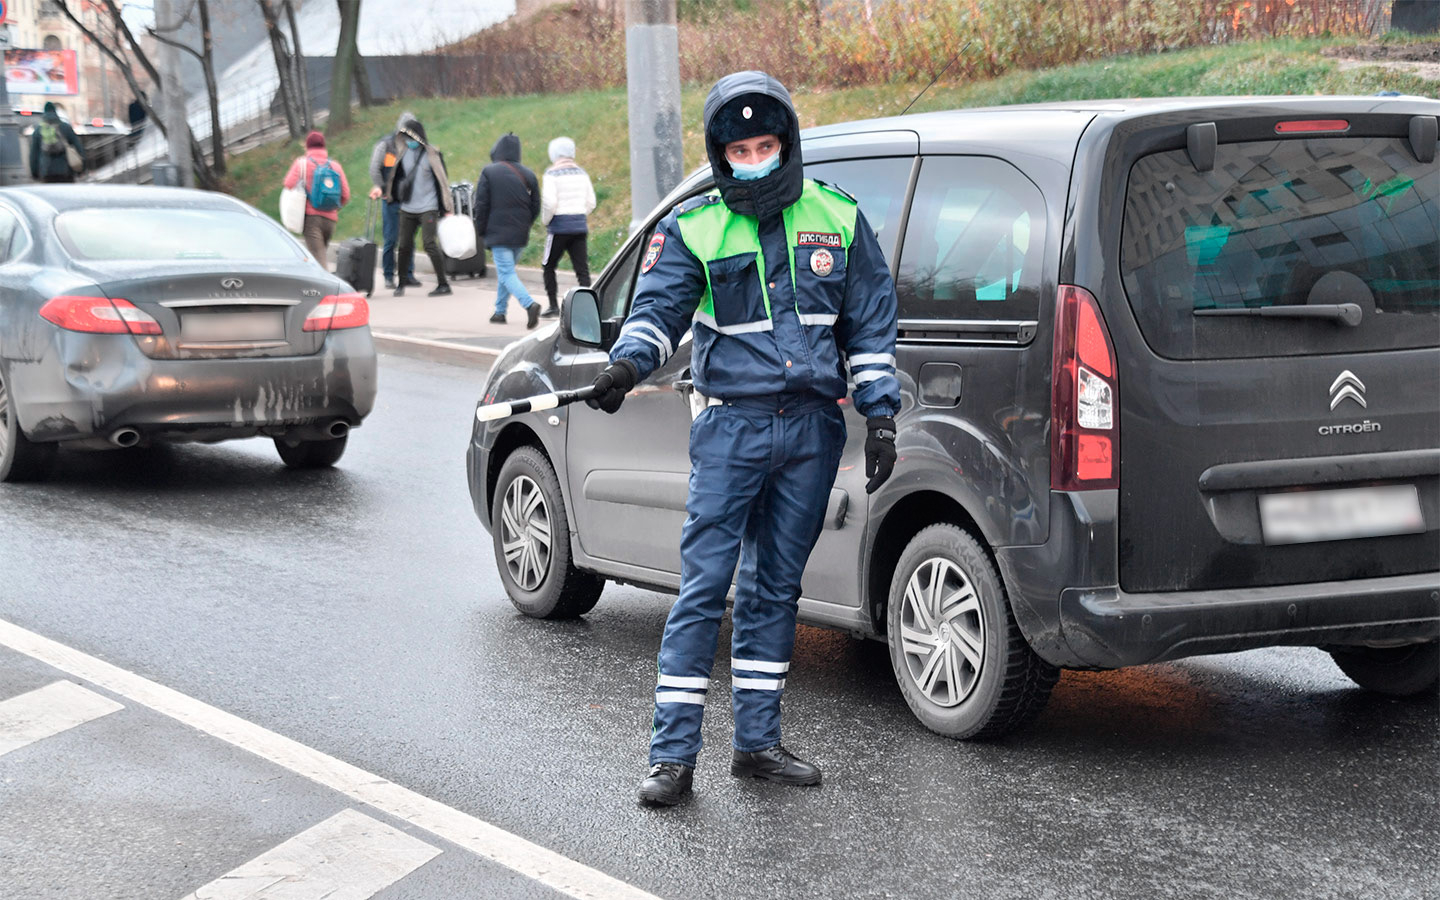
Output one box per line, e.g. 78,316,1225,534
336,199,378,296
443,181,487,279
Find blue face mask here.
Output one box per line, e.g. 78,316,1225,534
406,140,420,150
729,149,780,181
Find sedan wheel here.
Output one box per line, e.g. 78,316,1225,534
887,524,1057,740
0,369,55,483
274,435,347,469
491,445,603,619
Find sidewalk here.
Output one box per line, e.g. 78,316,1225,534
340,249,578,369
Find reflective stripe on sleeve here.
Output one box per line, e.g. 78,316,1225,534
732,677,786,691
654,691,707,705
622,321,674,358
627,330,670,362
849,352,896,368
854,370,891,384
657,675,710,690
730,657,790,674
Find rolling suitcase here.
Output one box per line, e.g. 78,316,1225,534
336,199,379,296
443,181,487,279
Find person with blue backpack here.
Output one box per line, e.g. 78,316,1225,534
283,131,351,270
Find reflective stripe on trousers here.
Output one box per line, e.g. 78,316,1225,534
649,401,846,766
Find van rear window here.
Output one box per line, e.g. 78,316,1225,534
1120,136,1438,359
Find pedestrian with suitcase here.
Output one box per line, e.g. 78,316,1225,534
474,132,541,328
442,181,487,280
383,117,455,297
367,112,419,290
283,131,351,270
539,136,597,319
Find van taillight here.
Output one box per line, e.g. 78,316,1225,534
1051,285,1117,491
38,295,161,335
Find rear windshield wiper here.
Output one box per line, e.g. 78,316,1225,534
1194,303,1363,327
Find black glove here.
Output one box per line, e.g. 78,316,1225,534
586,359,638,415
865,415,897,494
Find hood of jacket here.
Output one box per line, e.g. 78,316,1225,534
702,71,803,219
399,115,426,144
490,133,521,163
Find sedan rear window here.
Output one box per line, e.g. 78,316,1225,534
1121,136,1438,359
55,208,306,261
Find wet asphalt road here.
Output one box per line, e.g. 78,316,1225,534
1,354,1436,900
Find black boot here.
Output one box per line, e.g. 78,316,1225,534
637,762,693,806
526,303,541,330
731,745,821,786
540,305,559,319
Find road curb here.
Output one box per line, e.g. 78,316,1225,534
372,332,501,369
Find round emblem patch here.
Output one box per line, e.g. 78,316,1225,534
640,232,665,274
809,248,834,277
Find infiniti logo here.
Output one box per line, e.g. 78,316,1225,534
220,278,244,290
1329,370,1366,410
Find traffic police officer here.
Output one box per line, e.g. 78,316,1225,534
589,71,901,806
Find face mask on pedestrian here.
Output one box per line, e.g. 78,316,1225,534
406,139,420,150
729,149,780,181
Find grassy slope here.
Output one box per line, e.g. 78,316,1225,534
228,38,1437,270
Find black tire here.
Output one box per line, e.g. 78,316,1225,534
0,367,55,483
274,434,348,468
886,524,1058,740
492,444,603,619
1328,642,1439,697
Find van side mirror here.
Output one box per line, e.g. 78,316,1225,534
563,287,603,346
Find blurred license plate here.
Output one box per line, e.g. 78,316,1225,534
180,310,284,342
1259,485,1424,545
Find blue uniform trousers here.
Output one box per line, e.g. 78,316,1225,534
649,396,846,766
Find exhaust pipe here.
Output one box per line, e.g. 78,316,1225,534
327,420,350,439
109,427,141,448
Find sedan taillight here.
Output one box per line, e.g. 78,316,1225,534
303,293,369,332
38,295,161,335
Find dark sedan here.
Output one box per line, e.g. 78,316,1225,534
0,185,376,481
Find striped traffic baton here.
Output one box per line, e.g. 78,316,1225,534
474,385,603,422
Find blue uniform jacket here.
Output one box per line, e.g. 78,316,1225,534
610,187,900,420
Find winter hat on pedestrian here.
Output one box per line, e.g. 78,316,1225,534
710,92,789,147
548,136,575,163
42,101,58,121
305,130,325,149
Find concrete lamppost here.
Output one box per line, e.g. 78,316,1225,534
625,0,683,234
0,19,28,187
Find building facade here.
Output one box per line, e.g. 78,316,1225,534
4,0,130,122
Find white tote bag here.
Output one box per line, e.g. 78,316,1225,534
279,186,306,233
438,213,477,260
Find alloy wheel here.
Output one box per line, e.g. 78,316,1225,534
0,373,10,462
899,557,986,708
500,474,552,591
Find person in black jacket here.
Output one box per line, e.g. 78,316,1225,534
383,116,454,297
30,102,85,183
474,133,541,328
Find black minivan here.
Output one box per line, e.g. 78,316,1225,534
467,96,1440,740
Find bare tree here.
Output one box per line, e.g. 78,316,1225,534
257,0,302,138
149,0,227,175
283,0,313,130
329,0,363,131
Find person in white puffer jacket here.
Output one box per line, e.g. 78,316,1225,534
539,136,598,318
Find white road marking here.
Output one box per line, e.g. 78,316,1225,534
0,618,663,900
179,808,440,900
0,679,123,757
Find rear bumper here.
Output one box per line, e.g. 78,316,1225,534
1058,574,1440,668
997,490,1440,669
10,329,377,442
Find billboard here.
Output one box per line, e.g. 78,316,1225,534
5,49,79,95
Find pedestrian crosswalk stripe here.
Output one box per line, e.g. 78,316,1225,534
0,617,663,900
0,680,123,758
178,808,440,900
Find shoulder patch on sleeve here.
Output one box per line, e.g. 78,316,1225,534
640,232,666,273
675,192,721,216
813,179,858,204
